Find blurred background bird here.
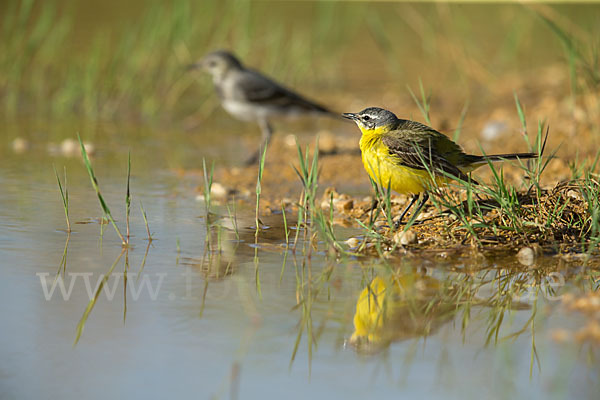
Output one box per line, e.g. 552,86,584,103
190,50,337,164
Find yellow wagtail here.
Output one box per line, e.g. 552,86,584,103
189,50,336,164
343,107,537,226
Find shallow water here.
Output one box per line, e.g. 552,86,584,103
1,130,599,400
2,1,600,397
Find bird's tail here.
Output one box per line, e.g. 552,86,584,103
289,96,343,120
306,102,345,120
483,152,538,162
461,152,538,170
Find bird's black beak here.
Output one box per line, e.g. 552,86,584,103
342,113,357,121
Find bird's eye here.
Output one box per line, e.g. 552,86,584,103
362,115,371,121
208,61,217,68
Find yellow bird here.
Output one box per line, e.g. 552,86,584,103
343,107,537,226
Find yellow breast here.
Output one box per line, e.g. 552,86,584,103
360,135,433,195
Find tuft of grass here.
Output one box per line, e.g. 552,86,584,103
281,203,290,246
292,137,346,255
252,143,268,297
202,158,214,217
140,201,153,241
255,142,268,238
53,164,71,232
226,199,239,241
514,92,529,141
78,133,127,246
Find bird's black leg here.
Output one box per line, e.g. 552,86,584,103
411,192,430,220
258,118,273,145
394,194,419,229
394,192,430,228
245,118,273,166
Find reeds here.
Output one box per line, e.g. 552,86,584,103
0,0,344,121
4,1,596,126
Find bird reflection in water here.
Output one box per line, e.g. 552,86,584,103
348,270,456,354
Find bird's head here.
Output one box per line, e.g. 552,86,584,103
342,107,399,135
188,50,243,82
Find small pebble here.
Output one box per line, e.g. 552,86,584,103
323,187,340,199
394,229,417,246
416,211,433,221
391,195,408,206
517,246,540,266
335,199,354,213
57,139,95,157
566,189,582,201
481,120,508,141
345,237,359,248
321,200,332,210
284,134,296,147
83,142,95,156
61,138,79,156
210,182,227,199
321,188,339,209
11,137,29,153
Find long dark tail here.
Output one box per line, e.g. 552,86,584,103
483,152,538,162
462,152,538,170
299,100,344,120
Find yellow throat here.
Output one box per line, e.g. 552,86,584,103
358,125,390,151
358,124,435,195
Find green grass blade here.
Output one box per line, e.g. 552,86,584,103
77,133,126,245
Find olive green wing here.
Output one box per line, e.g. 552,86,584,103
381,120,477,182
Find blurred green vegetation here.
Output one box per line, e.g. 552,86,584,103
0,0,599,123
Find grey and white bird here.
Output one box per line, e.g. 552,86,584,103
189,50,336,164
